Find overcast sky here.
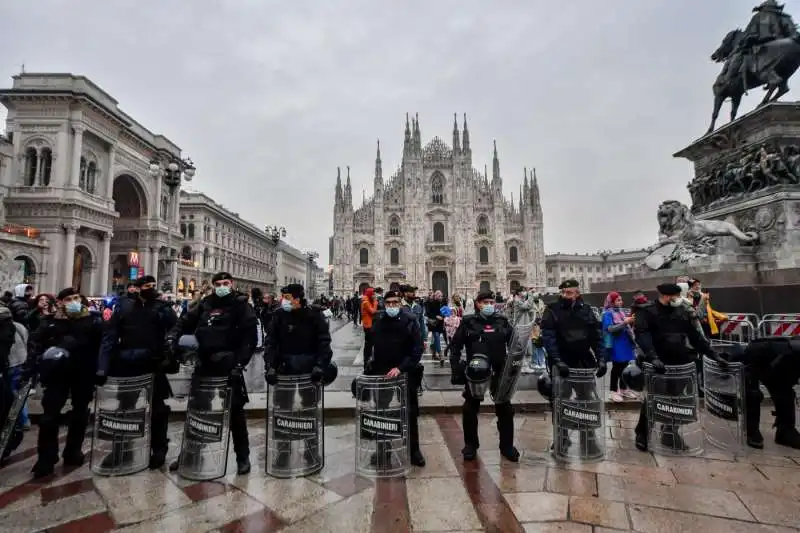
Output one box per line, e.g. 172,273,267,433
1,0,792,265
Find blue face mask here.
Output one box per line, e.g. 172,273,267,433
281,299,293,312
65,301,82,314
386,307,400,318
480,304,495,317
215,286,231,298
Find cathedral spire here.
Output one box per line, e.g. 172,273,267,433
413,112,421,153
452,113,461,154
492,139,501,182
344,166,352,208
335,166,342,207
462,113,470,152
531,167,541,212
375,139,382,180
404,113,411,156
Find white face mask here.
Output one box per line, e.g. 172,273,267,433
669,298,683,308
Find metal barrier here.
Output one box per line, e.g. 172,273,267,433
266,374,324,479
643,362,703,456
758,318,800,337
702,357,746,453
91,374,154,476
355,374,409,478
170,363,195,400
177,376,232,481
0,366,31,458
551,368,605,463
716,317,757,345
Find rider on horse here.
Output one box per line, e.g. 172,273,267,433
739,0,797,87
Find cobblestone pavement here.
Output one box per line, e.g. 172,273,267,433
2,409,799,532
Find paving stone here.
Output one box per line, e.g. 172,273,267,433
504,492,569,522
629,505,798,533
545,469,597,496
568,496,629,529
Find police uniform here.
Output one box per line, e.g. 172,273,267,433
265,284,332,469
168,271,258,475
26,288,104,478
632,283,723,452
449,291,517,462
97,276,177,470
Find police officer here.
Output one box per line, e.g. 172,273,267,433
97,275,177,469
167,272,257,475
725,337,800,449
25,287,104,478
540,279,608,454
632,283,725,452
368,290,425,467
449,291,518,462
265,283,332,469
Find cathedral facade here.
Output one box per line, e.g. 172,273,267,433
331,114,545,298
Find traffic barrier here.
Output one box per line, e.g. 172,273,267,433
715,318,757,346
757,318,800,337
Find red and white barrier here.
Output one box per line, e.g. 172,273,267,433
758,316,800,337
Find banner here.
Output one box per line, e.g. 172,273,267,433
186,411,225,444
651,396,698,425
360,412,403,439
273,414,317,441
704,389,739,421
559,401,603,430
97,409,146,441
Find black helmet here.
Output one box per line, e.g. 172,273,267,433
39,346,70,387
177,334,199,363
621,361,644,392
537,373,553,398
322,361,338,386
465,354,491,383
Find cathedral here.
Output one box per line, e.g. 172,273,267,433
331,114,545,297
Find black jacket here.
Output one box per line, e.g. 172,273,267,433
9,298,30,328
98,296,177,375
448,313,513,370
169,292,257,368
0,304,16,373
265,306,333,374
27,311,104,376
540,298,606,368
369,310,422,374
424,298,445,332
633,301,713,366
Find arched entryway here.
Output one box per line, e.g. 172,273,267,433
479,281,491,293
358,282,370,294
432,271,448,296
72,245,93,294
12,255,37,286
111,174,150,287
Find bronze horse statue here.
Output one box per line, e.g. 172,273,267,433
707,29,800,134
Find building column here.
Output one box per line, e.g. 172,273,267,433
140,247,151,278
62,224,77,288
69,124,85,188
170,259,179,293
105,144,117,199
54,129,69,188
149,247,158,280
98,232,111,295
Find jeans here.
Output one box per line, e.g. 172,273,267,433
10,367,29,426
431,331,442,355
532,346,546,367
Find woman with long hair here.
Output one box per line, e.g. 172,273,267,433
601,291,638,402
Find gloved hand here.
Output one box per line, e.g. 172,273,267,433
595,362,608,378
310,365,324,383
651,357,666,374
265,368,278,386
94,372,108,387
556,362,571,378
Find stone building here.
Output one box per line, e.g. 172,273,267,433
276,241,309,295
331,114,546,297
545,248,649,293
0,73,190,296
176,190,279,296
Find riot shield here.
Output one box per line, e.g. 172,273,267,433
355,374,409,478
702,356,745,453
492,319,536,404
551,368,605,462
90,374,154,476
0,367,32,459
266,374,324,479
177,375,232,481
170,362,195,400
643,362,703,456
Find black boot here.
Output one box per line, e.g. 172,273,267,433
635,432,648,452
31,460,55,479
496,403,518,462
461,444,477,461
747,428,764,449
660,426,688,451
62,449,86,467
775,426,800,449
169,458,180,472
149,447,167,469
236,456,251,475
580,430,602,458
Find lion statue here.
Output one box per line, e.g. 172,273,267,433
656,200,759,247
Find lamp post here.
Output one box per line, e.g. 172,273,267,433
265,225,286,245
149,156,196,293
305,251,319,299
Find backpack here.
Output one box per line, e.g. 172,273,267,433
8,322,28,368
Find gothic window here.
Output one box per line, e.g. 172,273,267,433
477,215,489,235
390,247,399,265
180,223,187,238
509,246,519,263
40,148,52,186
24,147,37,186
181,246,192,260
433,222,445,242
86,161,97,194
359,247,369,265
389,216,400,236
203,248,210,268
79,157,87,190
188,223,195,239
479,246,489,264
431,172,444,204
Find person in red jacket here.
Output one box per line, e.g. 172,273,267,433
360,288,378,370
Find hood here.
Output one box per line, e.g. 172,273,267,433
14,284,31,298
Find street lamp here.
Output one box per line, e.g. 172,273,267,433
149,156,196,293
265,225,286,244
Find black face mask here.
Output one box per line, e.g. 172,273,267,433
559,297,575,308
140,288,157,300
